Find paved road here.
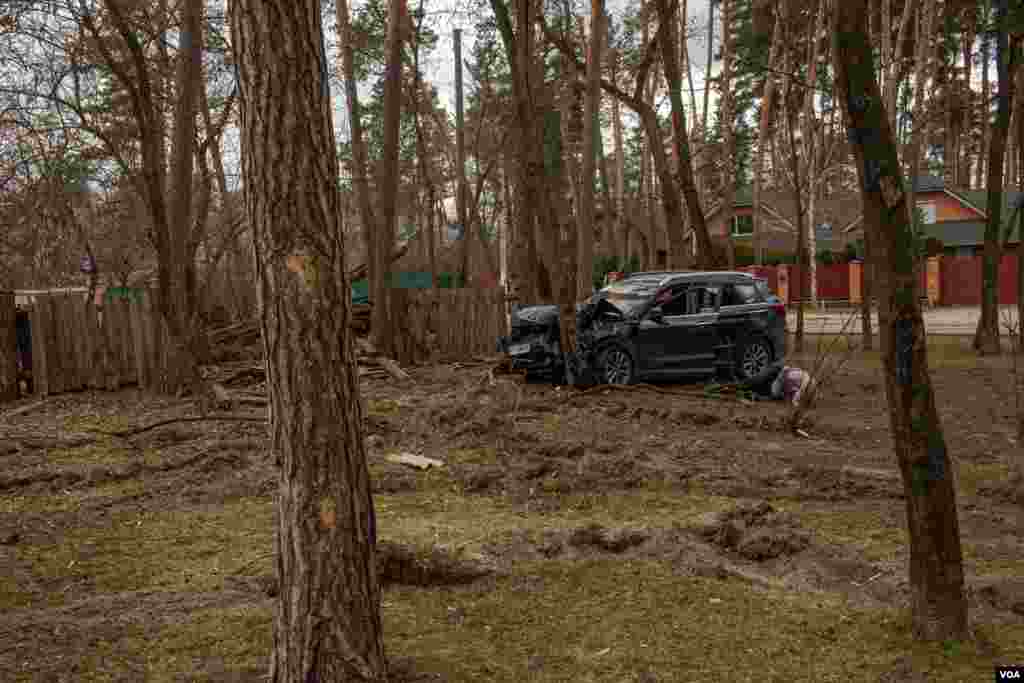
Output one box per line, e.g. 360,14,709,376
786,305,1020,335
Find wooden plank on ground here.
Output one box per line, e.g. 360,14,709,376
29,295,49,397
0,291,16,402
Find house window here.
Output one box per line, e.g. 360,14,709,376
916,202,936,224
731,214,754,236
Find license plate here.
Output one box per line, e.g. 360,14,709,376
508,343,531,355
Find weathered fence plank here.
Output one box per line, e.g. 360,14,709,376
30,296,49,397
0,292,16,402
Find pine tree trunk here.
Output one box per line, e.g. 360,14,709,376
612,53,628,266
337,0,378,312
753,2,785,266
803,0,827,307
974,0,1020,356
579,0,604,298
977,0,991,190
229,0,387,678
657,0,716,268
833,0,969,642
719,0,738,269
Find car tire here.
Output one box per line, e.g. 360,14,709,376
735,336,773,381
598,344,636,385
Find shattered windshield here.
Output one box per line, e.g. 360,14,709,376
598,277,661,316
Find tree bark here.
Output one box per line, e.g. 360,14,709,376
372,0,406,358
803,0,827,307
719,0,738,269
833,0,969,642
229,0,387,678
753,2,785,266
576,0,603,298
975,1,1021,355
337,0,378,311
656,0,717,268
977,0,992,190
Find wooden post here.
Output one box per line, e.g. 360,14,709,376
84,302,103,389
849,260,863,304
777,264,790,304
30,295,50,397
926,256,941,305
0,292,17,402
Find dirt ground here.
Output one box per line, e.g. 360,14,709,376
1,336,1023,682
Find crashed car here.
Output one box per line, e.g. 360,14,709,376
497,270,786,385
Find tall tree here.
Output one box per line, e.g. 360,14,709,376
656,0,719,267
337,0,378,329
752,1,785,266
578,0,605,298
229,0,386,678
718,0,738,269
833,0,969,641
975,0,1022,355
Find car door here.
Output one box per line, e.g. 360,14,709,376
634,284,721,375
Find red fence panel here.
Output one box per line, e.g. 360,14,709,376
817,263,850,300
999,254,1018,304
939,254,1019,305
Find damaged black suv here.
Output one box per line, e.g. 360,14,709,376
497,271,786,385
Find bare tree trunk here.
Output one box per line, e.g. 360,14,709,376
753,2,785,266
977,0,991,190
578,0,604,298
337,0,377,311
975,0,1021,355
229,0,387,677
657,0,717,268
719,0,738,269
372,0,407,358
834,0,969,642
803,0,827,307
612,54,627,266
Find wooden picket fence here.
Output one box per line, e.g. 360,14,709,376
389,289,507,363
19,289,170,397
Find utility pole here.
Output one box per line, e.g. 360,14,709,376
455,28,470,285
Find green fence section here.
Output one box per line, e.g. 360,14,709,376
104,286,145,303
352,272,468,304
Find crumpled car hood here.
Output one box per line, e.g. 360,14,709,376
512,304,560,326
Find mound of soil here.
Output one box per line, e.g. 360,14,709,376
691,501,811,561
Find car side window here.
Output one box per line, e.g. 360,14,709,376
724,282,759,306
660,287,689,316
684,286,719,314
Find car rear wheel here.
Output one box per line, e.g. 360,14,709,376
736,336,772,380
599,345,635,385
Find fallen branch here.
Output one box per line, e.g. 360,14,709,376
1,399,48,419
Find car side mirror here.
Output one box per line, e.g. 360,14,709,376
647,306,666,324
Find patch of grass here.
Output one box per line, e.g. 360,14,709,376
0,479,147,514
956,462,1012,497
383,558,1020,682
45,440,140,467
373,488,735,555
367,398,402,416
134,605,272,682
446,447,500,466
63,414,131,433
2,498,274,610
784,503,907,563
